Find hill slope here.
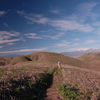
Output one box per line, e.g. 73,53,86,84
8,52,82,66
76,52,100,71
0,57,12,66
77,52,100,61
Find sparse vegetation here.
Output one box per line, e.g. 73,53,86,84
1,52,100,99
57,84,90,100
0,60,57,100
61,67,100,100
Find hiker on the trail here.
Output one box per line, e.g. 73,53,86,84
58,61,61,68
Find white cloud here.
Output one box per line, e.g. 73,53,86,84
68,48,90,51
50,9,61,14
0,31,20,38
17,4,96,33
0,31,20,41
0,11,6,17
56,40,71,47
43,32,64,39
24,33,44,39
96,28,100,35
85,40,96,44
0,39,21,44
39,30,49,32
0,31,23,45
54,40,79,49
76,2,99,20
25,15,49,24
17,11,49,24
17,11,25,16
64,2,99,24
3,23,8,27
7,42,15,45
24,32,64,40
0,48,47,53
71,43,79,46
92,22,100,26
74,39,80,41
67,48,100,52
39,29,51,32
0,46,3,48
49,20,94,32
77,2,98,12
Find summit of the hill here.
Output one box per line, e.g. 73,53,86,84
0,52,82,66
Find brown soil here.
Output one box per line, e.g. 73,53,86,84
41,70,63,100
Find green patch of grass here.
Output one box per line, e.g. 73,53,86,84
57,84,91,100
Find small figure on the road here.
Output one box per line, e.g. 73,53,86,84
58,61,61,68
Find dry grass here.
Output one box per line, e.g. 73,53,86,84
1,52,100,99
79,60,100,72
0,52,82,66
0,61,55,100
0,57,12,66
77,52,100,61
61,65,100,99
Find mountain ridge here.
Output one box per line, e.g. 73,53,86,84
61,48,100,58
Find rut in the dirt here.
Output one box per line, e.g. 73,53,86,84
41,69,63,100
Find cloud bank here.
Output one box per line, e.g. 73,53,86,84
0,48,47,53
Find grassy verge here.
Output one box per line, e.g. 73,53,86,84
57,84,91,100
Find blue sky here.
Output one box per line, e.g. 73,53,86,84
0,0,100,56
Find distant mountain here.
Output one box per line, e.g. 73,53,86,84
61,48,100,58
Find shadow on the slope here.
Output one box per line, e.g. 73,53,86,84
38,74,53,100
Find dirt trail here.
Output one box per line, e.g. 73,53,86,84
41,64,100,100
42,70,63,100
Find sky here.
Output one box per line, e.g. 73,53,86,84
0,0,100,56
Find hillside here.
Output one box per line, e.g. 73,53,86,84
77,52,100,61
8,52,82,66
76,52,100,71
29,52,81,63
0,57,12,66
